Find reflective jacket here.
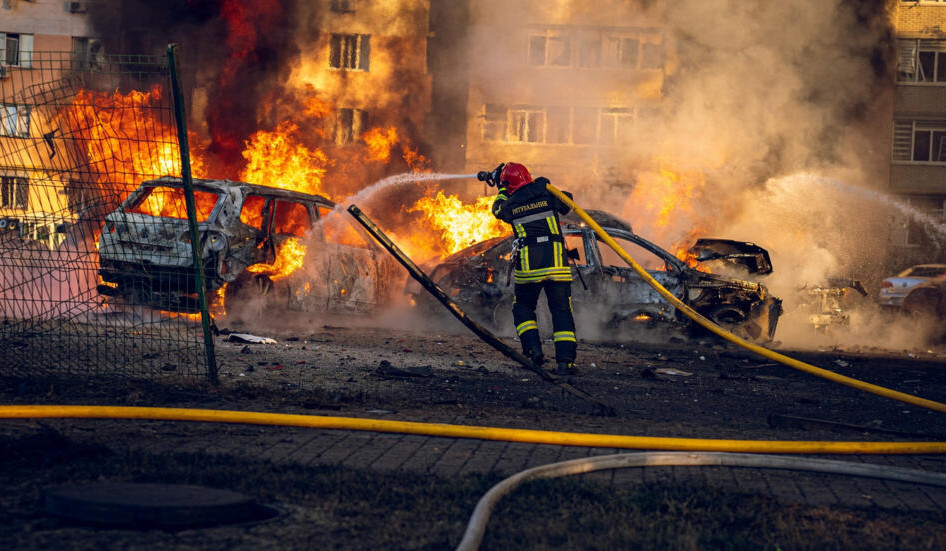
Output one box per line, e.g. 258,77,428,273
491,177,573,284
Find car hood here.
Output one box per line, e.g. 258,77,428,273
688,239,773,275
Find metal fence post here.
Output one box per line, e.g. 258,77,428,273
167,43,218,384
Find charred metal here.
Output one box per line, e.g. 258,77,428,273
411,210,783,343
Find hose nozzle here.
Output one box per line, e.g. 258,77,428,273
477,164,505,188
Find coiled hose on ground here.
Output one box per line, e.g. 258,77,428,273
456,451,946,551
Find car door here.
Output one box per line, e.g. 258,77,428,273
234,193,274,269
317,206,382,314
585,229,686,324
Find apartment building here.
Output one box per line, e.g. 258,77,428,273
448,0,669,202
302,0,432,148
891,0,946,266
0,0,101,248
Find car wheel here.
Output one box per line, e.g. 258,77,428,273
706,305,752,336
902,288,942,319
224,272,276,324
491,298,514,335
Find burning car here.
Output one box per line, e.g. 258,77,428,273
411,210,782,342
97,176,400,319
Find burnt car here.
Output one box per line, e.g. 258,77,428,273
97,176,400,319
411,210,782,342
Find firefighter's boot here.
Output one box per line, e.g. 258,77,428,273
526,347,546,368
556,362,580,377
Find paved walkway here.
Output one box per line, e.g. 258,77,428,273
17,417,946,514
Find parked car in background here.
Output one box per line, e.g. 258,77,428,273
878,264,946,308
97,176,400,319
900,271,946,320
409,210,783,343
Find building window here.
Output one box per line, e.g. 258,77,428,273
329,34,370,71
0,177,28,210
482,105,636,145
72,37,104,70
331,0,355,12
599,108,635,145
898,39,946,83
335,108,367,144
0,104,31,138
573,107,598,144
0,32,34,68
892,120,946,162
577,32,602,68
546,107,570,144
604,35,640,68
528,31,571,67
508,108,545,143
483,104,507,141
640,40,664,70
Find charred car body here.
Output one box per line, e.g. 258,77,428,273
97,177,400,318
412,210,782,342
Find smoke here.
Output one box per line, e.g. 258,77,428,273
86,1,940,349
458,0,907,349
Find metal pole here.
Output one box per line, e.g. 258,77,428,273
167,43,218,384
347,204,613,416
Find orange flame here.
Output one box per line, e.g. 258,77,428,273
402,142,431,173
409,192,507,258
624,159,709,268
363,126,399,163
247,238,307,281
240,121,331,198
65,85,206,195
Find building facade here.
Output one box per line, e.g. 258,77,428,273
891,0,946,267
454,0,670,203
0,0,100,248
298,0,432,149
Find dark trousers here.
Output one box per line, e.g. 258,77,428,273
512,280,577,364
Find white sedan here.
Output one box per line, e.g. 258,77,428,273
878,264,946,307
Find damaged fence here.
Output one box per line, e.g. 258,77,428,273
0,49,214,381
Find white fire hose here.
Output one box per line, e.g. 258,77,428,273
456,451,946,551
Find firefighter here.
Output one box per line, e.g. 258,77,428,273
488,162,579,376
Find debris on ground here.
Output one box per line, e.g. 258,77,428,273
227,333,278,344
654,368,693,377
374,360,433,379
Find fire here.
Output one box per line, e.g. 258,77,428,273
409,192,507,258
402,142,431,173
247,238,307,281
64,85,206,195
240,121,331,198
623,159,709,269
129,187,219,220
673,235,702,268
363,126,399,163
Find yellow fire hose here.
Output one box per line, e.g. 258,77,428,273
545,184,946,415
3,184,946,457
2,404,946,454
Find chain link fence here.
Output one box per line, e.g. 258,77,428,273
0,50,213,382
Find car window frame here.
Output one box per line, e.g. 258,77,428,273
584,227,687,274
122,184,224,223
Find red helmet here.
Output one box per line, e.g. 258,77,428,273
500,162,531,193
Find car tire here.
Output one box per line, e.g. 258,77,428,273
225,272,276,324
706,305,753,339
902,287,942,319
